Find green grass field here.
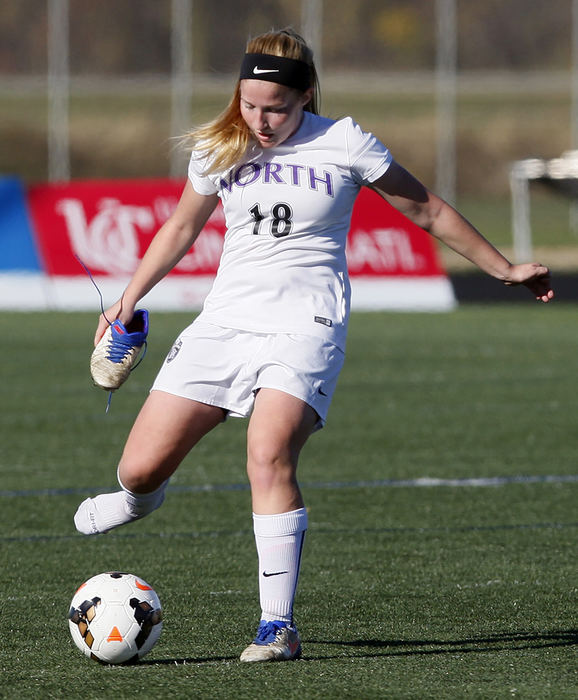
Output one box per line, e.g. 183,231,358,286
1,307,576,698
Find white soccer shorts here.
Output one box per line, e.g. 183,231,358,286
151,318,345,427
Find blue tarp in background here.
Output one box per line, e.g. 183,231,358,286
0,177,41,271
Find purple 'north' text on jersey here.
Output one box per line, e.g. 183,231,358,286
219,162,334,198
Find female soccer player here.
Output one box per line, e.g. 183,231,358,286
74,28,553,662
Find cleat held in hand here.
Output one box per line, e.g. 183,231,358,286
90,309,149,391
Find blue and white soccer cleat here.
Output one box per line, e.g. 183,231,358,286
90,309,149,391
239,620,302,662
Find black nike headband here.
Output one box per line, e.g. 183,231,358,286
240,53,311,92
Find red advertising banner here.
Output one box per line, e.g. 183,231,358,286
348,188,445,277
28,180,210,276
24,179,455,311
27,179,444,277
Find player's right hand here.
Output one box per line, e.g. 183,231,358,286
94,299,135,346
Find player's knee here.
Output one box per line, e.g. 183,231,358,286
246,442,294,490
118,462,163,495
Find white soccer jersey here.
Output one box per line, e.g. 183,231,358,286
188,112,392,350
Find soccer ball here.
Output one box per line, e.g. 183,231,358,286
68,571,162,664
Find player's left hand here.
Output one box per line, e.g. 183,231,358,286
504,263,554,303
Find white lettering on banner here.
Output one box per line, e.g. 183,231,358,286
56,198,155,275
56,196,227,275
346,228,425,273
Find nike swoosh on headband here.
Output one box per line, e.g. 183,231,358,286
253,67,280,74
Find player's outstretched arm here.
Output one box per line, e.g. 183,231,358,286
94,183,219,345
369,162,554,303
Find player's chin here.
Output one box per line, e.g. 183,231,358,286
256,137,276,148
254,130,280,147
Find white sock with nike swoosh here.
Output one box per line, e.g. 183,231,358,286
252,507,308,624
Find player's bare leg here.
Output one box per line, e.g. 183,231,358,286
74,391,225,535
246,388,316,514
241,389,316,661
118,390,226,492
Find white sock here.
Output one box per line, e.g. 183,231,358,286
252,508,308,624
74,470,167,535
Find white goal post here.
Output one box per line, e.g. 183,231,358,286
510,150,578,261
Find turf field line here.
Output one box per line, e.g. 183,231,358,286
1,473,577,499
1,521,576,544
303,474,578,490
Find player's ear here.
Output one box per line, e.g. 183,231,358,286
301,87,314,108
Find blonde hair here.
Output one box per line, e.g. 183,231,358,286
183,28,320,175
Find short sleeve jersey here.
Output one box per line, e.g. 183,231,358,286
188,111,392,350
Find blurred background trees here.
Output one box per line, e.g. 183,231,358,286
0,0,572,75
